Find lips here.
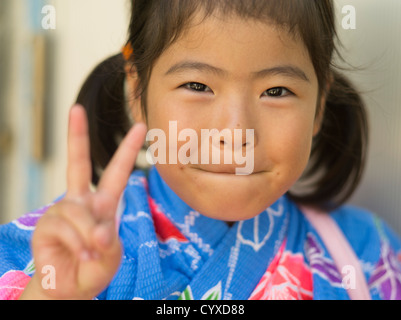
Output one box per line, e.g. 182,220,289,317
195,165,257,175
198,166,238,174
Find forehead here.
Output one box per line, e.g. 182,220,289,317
153,13,315,82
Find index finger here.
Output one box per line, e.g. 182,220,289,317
97,122,147,203
66,105,92,198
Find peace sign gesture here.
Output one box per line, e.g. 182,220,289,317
20,105,147,300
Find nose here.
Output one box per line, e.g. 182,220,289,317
216,130,253,152
212,95,258,150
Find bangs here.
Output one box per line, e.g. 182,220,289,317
130,0,336,88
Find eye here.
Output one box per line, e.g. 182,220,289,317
261,87,292,98
182,82,213,93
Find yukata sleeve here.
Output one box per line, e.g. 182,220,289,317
331,206,401,300
0,197,63,300
366,215,401,300
381,219,401,253
0,220,35,300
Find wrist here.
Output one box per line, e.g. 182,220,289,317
18,274,55,300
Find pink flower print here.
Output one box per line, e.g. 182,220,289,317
305,233,343,287
12,204,54,231
148,196,188,243
368,241,401,300
249,240,313,300
0,271,31,300
13,212,43,231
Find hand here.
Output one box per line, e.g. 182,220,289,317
20,105,147,300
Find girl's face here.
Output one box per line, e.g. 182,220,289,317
131,14,323,221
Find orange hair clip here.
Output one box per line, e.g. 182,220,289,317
122,42,134,61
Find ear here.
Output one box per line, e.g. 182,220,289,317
313,76,333,137
313,94,326,137
125,63,145,124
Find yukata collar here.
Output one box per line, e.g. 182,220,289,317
146,166,291,300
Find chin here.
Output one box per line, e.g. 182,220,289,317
196,199,273,222
183,171,280,221
156,164,289,222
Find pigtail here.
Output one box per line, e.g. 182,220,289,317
75,54,131,186
290,70,369,210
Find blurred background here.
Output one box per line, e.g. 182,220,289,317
0,0,400,235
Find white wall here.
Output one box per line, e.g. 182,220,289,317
1,0,129,223
42,0,130,204
335,0,401,234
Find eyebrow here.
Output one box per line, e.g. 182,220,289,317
164,60,310,82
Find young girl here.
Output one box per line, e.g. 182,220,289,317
1,0,401,300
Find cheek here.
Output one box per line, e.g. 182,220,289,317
265,113,315,178
147,90,198,129
146,98,203,167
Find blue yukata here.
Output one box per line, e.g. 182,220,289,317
0,166,401,300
